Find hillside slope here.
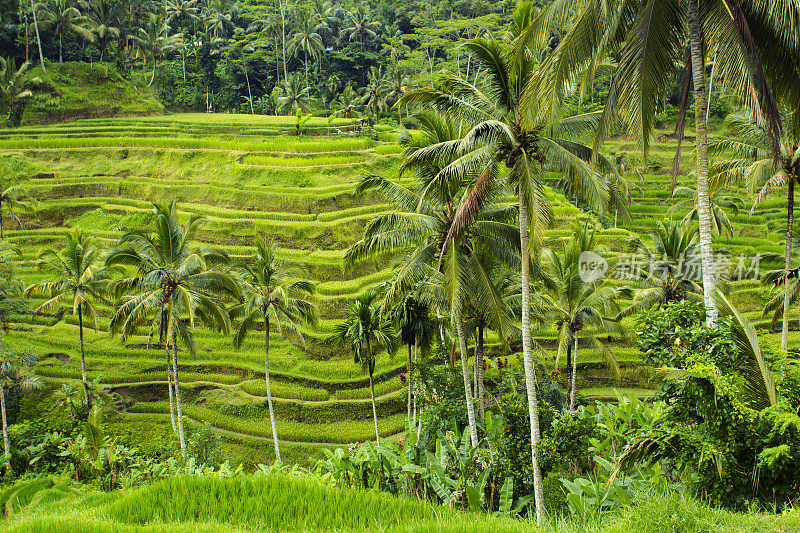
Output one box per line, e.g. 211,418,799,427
0,114,793,466
14,62,163,126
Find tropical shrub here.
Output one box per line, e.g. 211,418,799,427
636,301,738,369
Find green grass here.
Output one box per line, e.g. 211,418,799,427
0,474,539,532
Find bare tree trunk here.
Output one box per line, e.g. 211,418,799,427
78,306,88,404
265,317,281,462
689,0,718,327
518,186,545,525
172,329,186,456
454,316,478,447
0,207,4,241
782,176,795,351
30,0,45,73
569,334,579,411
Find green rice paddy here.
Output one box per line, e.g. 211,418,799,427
0,114,792,466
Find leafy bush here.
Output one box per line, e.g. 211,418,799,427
187,424,224,468
636,300,739,369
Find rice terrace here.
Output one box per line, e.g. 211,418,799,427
1,0,800,531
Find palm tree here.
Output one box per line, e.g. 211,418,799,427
360,66,388,119
37,0,94,64
0,58,41,126
276,73,313,115
135,14,182,87
106,202,237,456
231,239,317,463
24,229,113,402
397,9,624,520
0,181,33,240
0,344,40,476
524,0,799,328
331,289,396,444
28,0,46,72
618,219,703,319
383,65,409,124
87,0,119,62
462,258,519,419
166,0,198,33
711,111,800,350
331,84,360,119
535,222,624,410
203,8,232,38
0,246,33,475
671,181,744,242
345,113,523,448
287,13,324,91
387,294,436,422
343,7,380,43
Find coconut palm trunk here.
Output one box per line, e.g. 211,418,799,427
406,341,413,419
165,343,176,432
160,308,176,432
245,68,254,115
472,329,478,399
0,379,8,476
688,0,717,327
477,324,485,419
367,341,380,445
304,52,309,93
412,341,418,427
148,58,156,87
264,316,281,462
454,315,478,447
518,186,545,525
569,333,579,411
30,0,46,73
782,176,794,351
0,207,4,241
279,0,288,83
0,327,9,475
24,13,29,62
78,306,88,404
171,328,186,456
59,34,63,64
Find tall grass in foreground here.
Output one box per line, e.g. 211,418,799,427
104,475,530,532
3,475,800,533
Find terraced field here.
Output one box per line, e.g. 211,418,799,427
1,114,793,466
